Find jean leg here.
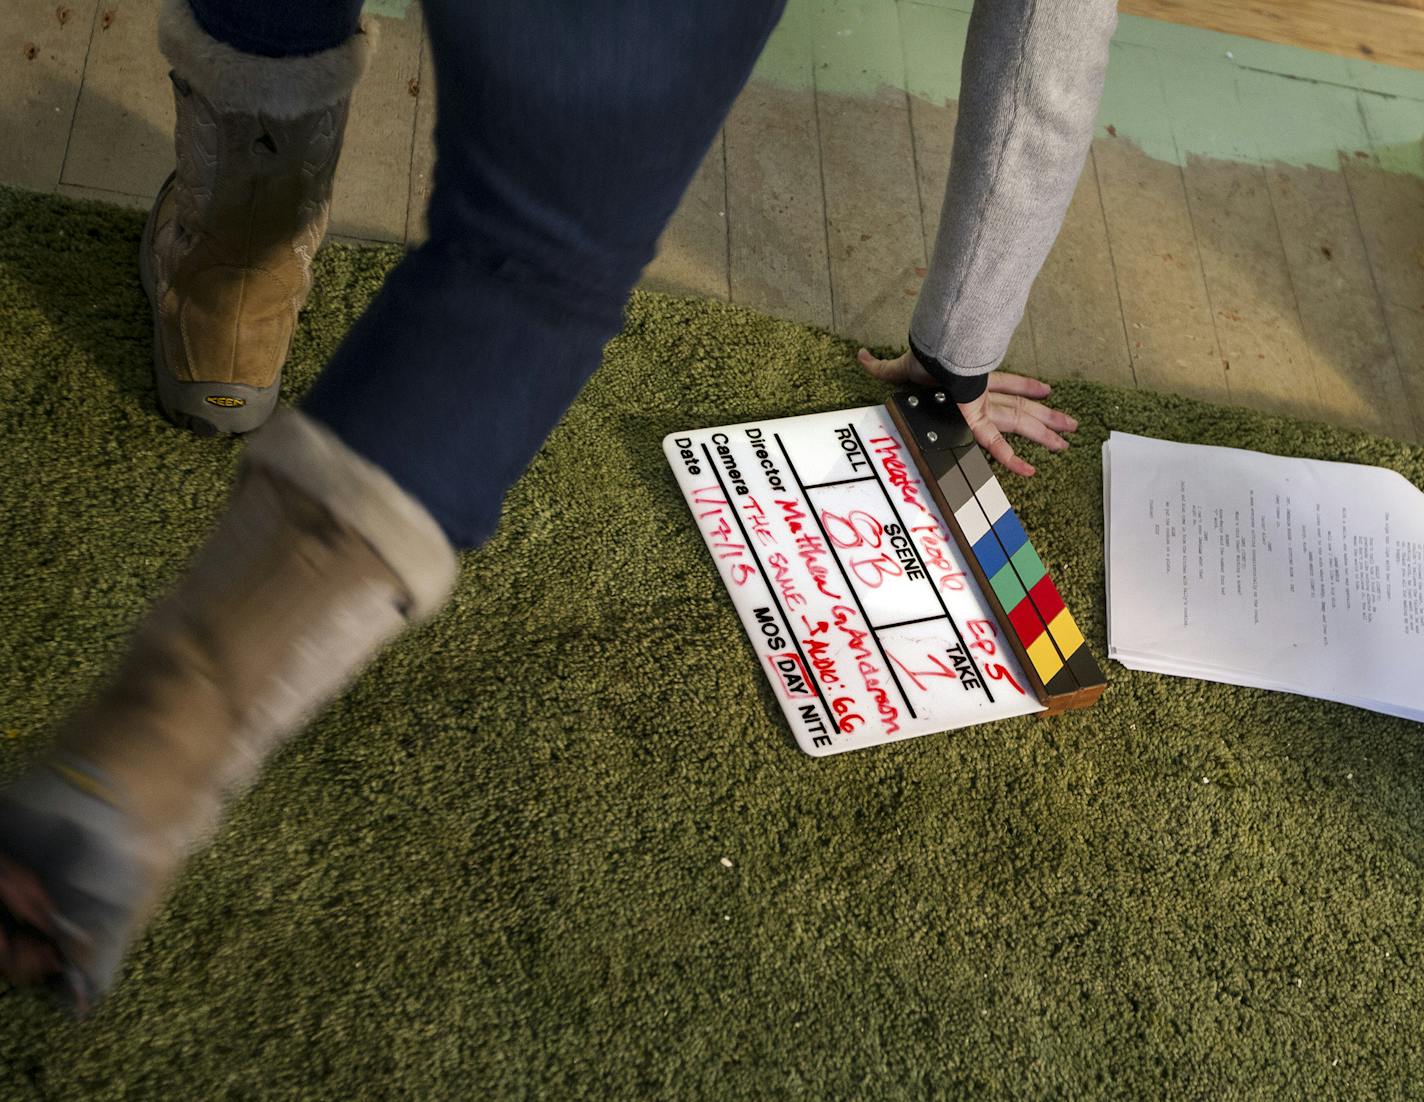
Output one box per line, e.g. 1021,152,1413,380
185,0,364,57
302,0,786,548
909,0,1117,392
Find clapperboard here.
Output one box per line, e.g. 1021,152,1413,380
664,390,1105,756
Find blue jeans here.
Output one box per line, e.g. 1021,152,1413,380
190,1,784,548
187,0,362,55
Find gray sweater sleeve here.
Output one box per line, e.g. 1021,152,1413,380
910,0,1118,401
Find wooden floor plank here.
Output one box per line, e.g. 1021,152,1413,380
329,5,422,243
1000,304,1039,375
1383,304,1424,442
899,0,967,247
898,0,972,14
56,182,148,211
1112,14,1355,84
907,96,956,250
1093,44,1225,403
1240,69,1414,439
817,87,927,348
2,0,99,192
1158,54,1323,421
814,0,925,349
1026,153,1134,388
1119,0,1424,73
1181,154,1321,418
61,0,171,200
1349,92,1424,315
725,3,833,330
726,80,832,329
1347,91,1424,440
405,33,436,246
1343,55,1424,101
641,135,730,302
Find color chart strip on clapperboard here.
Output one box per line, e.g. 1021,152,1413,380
938,445,1101,700
771,428,1000,719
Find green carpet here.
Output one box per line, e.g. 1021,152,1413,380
2,186,1422,1099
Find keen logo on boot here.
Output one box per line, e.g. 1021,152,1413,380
205,395,247,408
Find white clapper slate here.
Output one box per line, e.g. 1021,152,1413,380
665,406,1042,756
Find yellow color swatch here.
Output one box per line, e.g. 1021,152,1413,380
1048,609,1085,656
1026,633,1063,681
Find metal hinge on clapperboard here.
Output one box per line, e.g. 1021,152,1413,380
886,389,1107,716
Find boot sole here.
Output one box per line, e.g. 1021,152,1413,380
140,173,282,437
0,763,152,1017
0,853,93,1016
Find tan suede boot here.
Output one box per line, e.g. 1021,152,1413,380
0,411,456,1013
140,0,376,435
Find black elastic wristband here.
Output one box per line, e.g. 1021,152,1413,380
908,336,990,404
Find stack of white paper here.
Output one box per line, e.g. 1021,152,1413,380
1103,432,1424,721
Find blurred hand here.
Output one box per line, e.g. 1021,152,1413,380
857,347,1078,478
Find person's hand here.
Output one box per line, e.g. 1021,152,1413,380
857,347,1078,478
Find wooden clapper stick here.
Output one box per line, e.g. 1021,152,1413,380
887,389,1107,715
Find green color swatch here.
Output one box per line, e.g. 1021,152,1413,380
989,558,1028,612
1010,540,1047,590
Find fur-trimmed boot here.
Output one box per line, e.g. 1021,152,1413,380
140,0,376,435
0,410,456,1014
